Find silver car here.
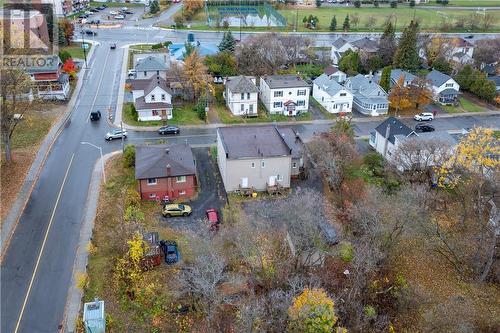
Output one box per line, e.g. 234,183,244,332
105,129,128,141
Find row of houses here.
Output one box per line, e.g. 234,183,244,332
134,125,305,201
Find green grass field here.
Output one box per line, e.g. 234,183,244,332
442,97,486,113
123,102,204,126
420,0,500,7
60,43,86,60
279,7,500,31
215,102,312,124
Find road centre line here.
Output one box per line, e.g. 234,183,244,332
86,48,111,123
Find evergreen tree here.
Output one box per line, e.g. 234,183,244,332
183,42,195,58
149,0,159,14
380,66,392,93
354,0,361,8
431,57,453,75
218,31,236,53
455,65,474,90
57,24,67,46
393,20,420,72
339,50,360,75
342,14,350,32
379,21,396,66
316,0,322,7
330,16,337,31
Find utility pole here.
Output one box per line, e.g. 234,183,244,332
81,28,88,69
383,123,391,158
121,121,124,152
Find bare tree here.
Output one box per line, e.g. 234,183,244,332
482,13,497,31
278,35,313,64
1,69,35,163
236,33,287,76
474,38,500,65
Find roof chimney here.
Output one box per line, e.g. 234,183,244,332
166,163,171,176
165,148,169,154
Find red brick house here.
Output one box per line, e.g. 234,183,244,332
135,144,197,201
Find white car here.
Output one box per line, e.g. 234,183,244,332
127,69,136,77
114,15,125,20
414,112,434,121
105,129,128,141
109,10,118,15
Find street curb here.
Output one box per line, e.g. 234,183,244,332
120,110,499,132
112,45,129,128
0,43,98,260
63,151,120,333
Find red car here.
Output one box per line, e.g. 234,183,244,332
206,208,220,231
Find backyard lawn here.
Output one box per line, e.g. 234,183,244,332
279,7,500,32
123,102,204,127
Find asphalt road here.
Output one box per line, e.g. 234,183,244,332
1,15,500,333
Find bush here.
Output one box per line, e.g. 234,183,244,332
390,1,397,8
123,144,136,168
129,103,138,121
354,0,361,7
363,152,385,175
194,98,206,121
59,50,72,64
151,41,171,50
340,242,354,263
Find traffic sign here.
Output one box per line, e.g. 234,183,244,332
82,43,90,50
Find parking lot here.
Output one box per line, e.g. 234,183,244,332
158,147,227,232
77,5,145,24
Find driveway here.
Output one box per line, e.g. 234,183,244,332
159,147,227,231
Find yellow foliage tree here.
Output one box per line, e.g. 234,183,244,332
183,0,204,18
436,127,500,188
388,75,412,116
182,50,212,100
288,288,339,333
113,232,146,298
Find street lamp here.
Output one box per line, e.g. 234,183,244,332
81,142,106,184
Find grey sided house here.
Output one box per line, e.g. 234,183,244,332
217,126,305,192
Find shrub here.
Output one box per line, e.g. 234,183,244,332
59,50,72,63
194,98,206,121
340,242,354,263
364,305,377,318
129,103,138,121
354,0,361,7
390,1,397,8
151,41,171,50
123,144,136,168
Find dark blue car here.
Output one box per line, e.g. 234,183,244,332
160,240,179,264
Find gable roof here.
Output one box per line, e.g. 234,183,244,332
135,56,168,72
134,96,172,110
390,69,417,83
348,74,386,96
262,75,309,89
374,117,415,145
426,69,453,87
135,144,196,179
488,75,500,87
225,76,258,93
144,76,172,96
352,37,379,52
314,74,348,96
324,65,344,76
450,37,473,48
332,37,350,50
218,126,292,159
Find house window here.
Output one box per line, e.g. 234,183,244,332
297,100,305,106
241,104,245,111
144,71,147,76
149,193,157,199
151,94,155,101
147,178,157,185
179,190,186,196
292,162,297,168
161,94,165,101
156,70,159,75
333,104,338,109
251,162,256,168
340,93,347,97
277,174,283,181
274,91,283,97
247,93,250,99
445,83,454,87
261,161,265,168
249,104,254,113
152,110,159,116
297,89,307,96
273,101,282,108
176,176,186,183
241,93,244,99
370,131,376,144
322,96,324,102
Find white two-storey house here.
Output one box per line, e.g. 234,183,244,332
425,69,460,105
131,77,173,121
223,76,259,116
313,74,353,114
259,75,310,116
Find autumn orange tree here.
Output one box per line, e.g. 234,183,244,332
388,75,412,116
288,288,342,333
408,76,433,110
62,58,77,78
183,0,203,18
182,50,213,100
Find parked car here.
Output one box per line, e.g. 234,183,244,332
82,29,97,36
415,124,435,133
414,112,434,121
105,129,128,140
158,126,180,135
206,208,220,231
89,8,99,12
162,203,192,217
127,69,136,77
109,10,118,15
465,35,474,39
110,43,116,49
114,15,125,20
96,5,105,10
160,240,179,264
90,110,101,121
78,14,89,19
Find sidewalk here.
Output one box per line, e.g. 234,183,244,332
63,151,120,333
0,43,99,259
120,109,499,132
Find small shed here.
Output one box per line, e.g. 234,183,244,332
83,298,105,333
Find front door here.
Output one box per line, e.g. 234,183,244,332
241,177,248,188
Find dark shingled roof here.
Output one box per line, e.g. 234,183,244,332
225,76,258,93
324,65,340,76
218,126,293,159
135,56,168,72
134,96,172,110
277,126,303,159
426,69,453,87
262,75,309,89
135,144,196,180
374,117,415,145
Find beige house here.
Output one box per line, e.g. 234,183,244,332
217,126,304,192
